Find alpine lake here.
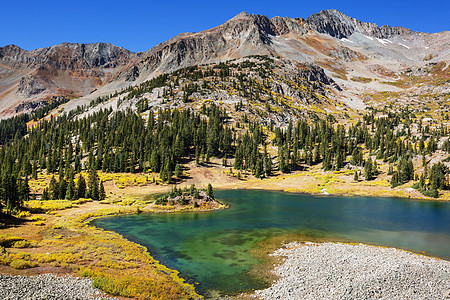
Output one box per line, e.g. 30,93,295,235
93,190,450,297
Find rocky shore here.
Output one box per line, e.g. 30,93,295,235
254,242,450,300
0,274,116,300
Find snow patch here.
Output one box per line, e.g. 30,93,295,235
341,38,354,43
269,35,283,45
376,38,388,46
363,35,374,41
399,43,410,49
376,38,392,45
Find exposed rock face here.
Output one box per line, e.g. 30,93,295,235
128,9,444,85
16,76,46,97
270,16,307,36
1,42,133,70
124,65,140,81
30,42,133,70
0,44,31,65
135,12,275,75
0,42,136,116
305,9,413,39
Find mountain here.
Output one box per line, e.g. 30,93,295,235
0,43,136,116
0,9,448,118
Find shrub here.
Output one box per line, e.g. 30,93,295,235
155,195,168,205
421,188,439,198
12,240,37,248
26,200,72,212
31,215,45,221
0,236,24,247
9,259,37,269
179,197,189,206
16,211,31,218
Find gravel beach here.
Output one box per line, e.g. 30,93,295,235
0,274,116,300
254,242,450,300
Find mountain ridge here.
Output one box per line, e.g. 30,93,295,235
0,9,448,118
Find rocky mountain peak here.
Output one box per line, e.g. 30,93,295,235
305,9,413,39
0,9,447,119
30,42,134,69
229,11,252,21
0,44,25,56
0,44,31,65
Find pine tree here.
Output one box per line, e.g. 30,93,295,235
264,155,272,177
58,179,67,200
391,172,400,188
206,183,214,198
175,164,182,178
354,170,359,182
32,162,38,180
165,168,172,183
1,174,19,213
42,188,49,201
195,148,200,166
88,170,99,200
429,163,447,190
194,188,200,199
398,156,414,184
76,174,86,199
20,177,30,203
364,158,373,180
189,184,195,196
372,159,379,175
0,178,3,212
419,174,426,189
387,164,393,175
99,181,106,201
66,176,75,200
49,176,58,200
335,150,344,171
313,145,320,164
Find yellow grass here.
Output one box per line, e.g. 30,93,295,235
0,202,202,299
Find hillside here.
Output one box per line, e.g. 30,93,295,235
1,9,448,119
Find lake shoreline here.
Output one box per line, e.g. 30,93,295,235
0,200,210,299
212,174,450,203
1,186,449,299
252,242,450,300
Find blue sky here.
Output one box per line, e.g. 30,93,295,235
1,0,448,52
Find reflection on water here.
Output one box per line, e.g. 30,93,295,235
93,190,450,296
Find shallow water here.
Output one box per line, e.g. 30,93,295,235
93,190,450,296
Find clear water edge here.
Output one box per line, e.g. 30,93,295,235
93,190,450,297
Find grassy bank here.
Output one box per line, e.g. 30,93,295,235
0,198,218,299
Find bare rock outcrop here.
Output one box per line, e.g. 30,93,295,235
305,9,413,39
16,76,46,97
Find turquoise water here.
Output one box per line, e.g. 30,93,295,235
93,190,450,296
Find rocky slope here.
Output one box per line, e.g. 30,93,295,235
0,43,136,117
253,242,450,300
124,9,449,83
0,9,448,118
